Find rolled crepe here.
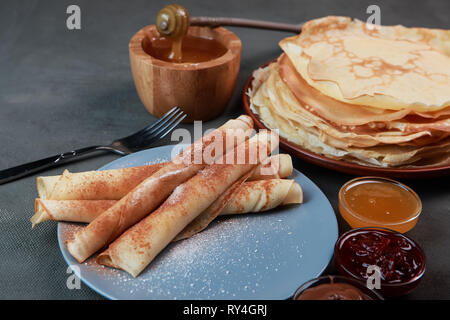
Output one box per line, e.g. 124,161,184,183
30,154,292,227
97,131,277,277
248,154,293,181
31,179,301,227
37,154,292,200
173,167,255,241
37,164,165,200
66,115,254,263
31,199,116,227
221,179,302,215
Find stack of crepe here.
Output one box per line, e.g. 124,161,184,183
32,115,303,277
249,16,450,168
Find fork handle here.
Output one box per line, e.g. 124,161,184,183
0,146,102,185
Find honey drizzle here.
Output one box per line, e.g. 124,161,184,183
170,36,183,62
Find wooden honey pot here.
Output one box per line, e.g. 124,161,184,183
129,4,242,122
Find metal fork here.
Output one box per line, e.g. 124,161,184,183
0,107,186,185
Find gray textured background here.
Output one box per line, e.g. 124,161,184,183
0,0,449,299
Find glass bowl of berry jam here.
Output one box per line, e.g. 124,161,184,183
334,227,426,297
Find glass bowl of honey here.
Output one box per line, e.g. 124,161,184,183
338,176,422,233
334,227,426,297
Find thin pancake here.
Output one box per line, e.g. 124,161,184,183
280,16,450,112
250,62,450,167
278,53,450,130
256,62,436,148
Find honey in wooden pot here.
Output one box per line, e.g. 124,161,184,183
153,4,227,64
129,4,241,122
144,35,228,64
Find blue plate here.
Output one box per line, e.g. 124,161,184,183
58,145,338,300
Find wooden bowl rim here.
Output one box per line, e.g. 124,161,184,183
129,25,241,70
242,59,450,179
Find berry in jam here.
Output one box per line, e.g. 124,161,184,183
334,228,426,297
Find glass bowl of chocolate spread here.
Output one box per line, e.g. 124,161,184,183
293,275,384,300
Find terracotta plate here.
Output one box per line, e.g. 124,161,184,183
243,60,450,179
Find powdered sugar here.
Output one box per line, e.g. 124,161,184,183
57,145,337,299
167,183,187,205
59,209,305,299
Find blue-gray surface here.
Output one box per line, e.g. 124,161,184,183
0,0,448,299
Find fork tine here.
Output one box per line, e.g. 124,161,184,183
141,109,184,138
157,112,187,140
140,111,187,146
139,107,184,137
125,107,180,139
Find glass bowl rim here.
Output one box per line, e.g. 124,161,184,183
334,226,427,288
338,176,422,227
292,274,384,300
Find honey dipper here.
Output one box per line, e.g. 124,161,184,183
156,4,303,39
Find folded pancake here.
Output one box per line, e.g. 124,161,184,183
251,62,445,166
278,54,450,133
97,131,278,277
280,16,450,112
249,24,450,168
36,153,292,201
37,164,165,200
30,179,301,227
273,57,443,148
66,115,254,263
